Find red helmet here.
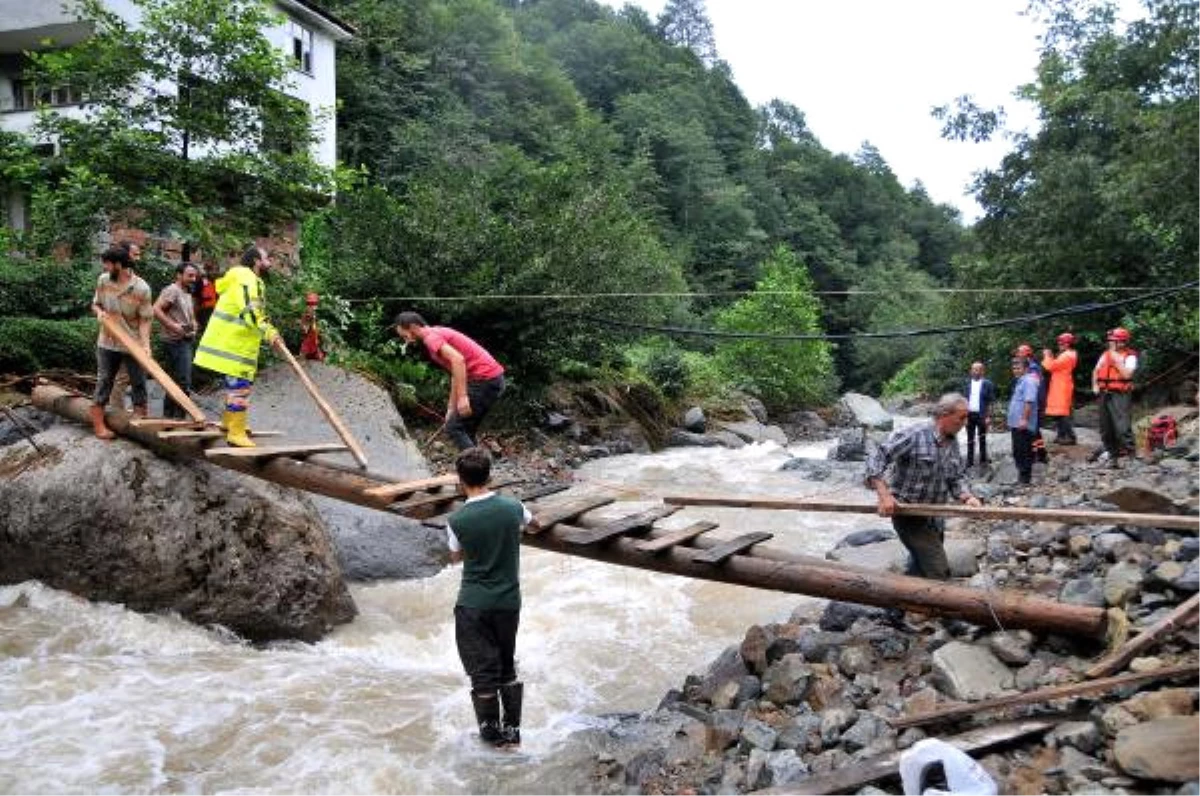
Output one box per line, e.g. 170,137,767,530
305,292,319,305
1056,332,1075,346
1107,327,1131,343
1015,343,1033,358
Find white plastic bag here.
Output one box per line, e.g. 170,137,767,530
898,738,998,795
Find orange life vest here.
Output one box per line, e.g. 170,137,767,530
1096,349,1136,392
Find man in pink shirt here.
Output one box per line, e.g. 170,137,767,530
393,312,506,450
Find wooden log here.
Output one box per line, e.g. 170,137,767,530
1085,594,1200,678
561,505,679,545
520,516,1110,638
663,494,1200,532
362,473,459,500
634,521,719,553
530,496,616,532
275,343,369,468
691,531,774,564
99,314,207,423
890,663,1198,730
753,719,1055,795
205,443,348,460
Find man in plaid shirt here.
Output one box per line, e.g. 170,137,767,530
865,393,982,580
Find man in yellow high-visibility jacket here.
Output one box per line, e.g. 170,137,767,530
194,244,284,447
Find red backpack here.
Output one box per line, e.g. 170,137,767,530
1147,415,1178,450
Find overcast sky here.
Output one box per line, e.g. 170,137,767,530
596,0,1050,221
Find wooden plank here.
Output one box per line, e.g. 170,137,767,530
529,496,616,533
98,314,207,423
275,344,369,468
634,521,719,553
1086,594,1200,678
129,418,205,430
205,443,348,460
562,505,679,546
755,719,1054,795
889,663,1198,730
158,429,224,440
390,477,520,516
691,531,773,564
663,494,1200,532
510,482,571,502
362,473,459,500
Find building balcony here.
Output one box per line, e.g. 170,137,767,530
0,1,93,55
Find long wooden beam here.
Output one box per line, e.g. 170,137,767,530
664,494,1200,532
99,315,208,423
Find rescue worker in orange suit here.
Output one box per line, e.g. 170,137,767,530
1041,332,1078,445
299,292,326,362
193,245,287,447
1016,343,1048,463
1092,327,1137,466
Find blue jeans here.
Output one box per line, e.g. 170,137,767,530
160,338,195,419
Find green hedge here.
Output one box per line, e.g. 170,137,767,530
0,317,96,374
0,258,95,318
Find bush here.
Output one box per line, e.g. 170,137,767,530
0,257,95,319
0,317,96,374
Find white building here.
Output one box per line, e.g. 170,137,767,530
0,0,353,230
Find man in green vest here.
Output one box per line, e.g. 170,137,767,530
446,446,539,747
193,244,285,447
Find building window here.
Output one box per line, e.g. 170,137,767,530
12,80,82,111
289,20,314,74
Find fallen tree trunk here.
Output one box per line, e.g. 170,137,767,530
664,494,1200,532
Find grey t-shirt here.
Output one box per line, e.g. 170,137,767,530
157,282,196,343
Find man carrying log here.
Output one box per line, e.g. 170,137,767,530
90,246,153,439
446,446,538,747
865,393,982,581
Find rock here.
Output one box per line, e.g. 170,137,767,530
544,410,574,431
743,397,769,425
1114,717,1200,782
1154,560,1199,592
987,630,1035,666
715,419,788,446
1100,483,1182,515
931,641,1016,700
707,709,745,752
831,427,869,462
778,713,822,753
1122,688,1197,721
777,458,832,480
682,406,706,432
250,362,443,580
837,393,894,431
0,406,58,448
819,706,858,745
0,426,355,642
835,529,896,548
826,539,910,572
762,653,812,705
1050,721,1103,754
1104,561,1146,607
819,600,889,631
697,645,750,703
1060,577,1106,607
740,624,772,675
837,644,877,677
665,428,723,447
840,711,893,753
740,718,778,751
1094,531,1136,560
764,748,808,788
947,538,984,577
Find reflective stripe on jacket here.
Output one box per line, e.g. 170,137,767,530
193,266,277,379
1041,349,1077,416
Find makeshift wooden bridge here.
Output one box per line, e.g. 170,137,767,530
30,383,1200,641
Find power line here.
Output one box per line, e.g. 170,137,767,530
340,285,1169,304
564,281,1198,342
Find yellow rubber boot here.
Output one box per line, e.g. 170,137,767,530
224,410,255,448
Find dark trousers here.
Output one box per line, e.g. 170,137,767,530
965,412,988,465
892,515,949,580
1011,428,1035,483
455,605,519,692
1050,415,1076,442
1099,391,1133,455
94,348,148,408
160,338,194,419
447,375,506,451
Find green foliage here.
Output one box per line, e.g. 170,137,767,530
712,246,837,410
0,317,95,374
0,257,95,318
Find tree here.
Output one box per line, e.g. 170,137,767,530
657,0,718,65
24,0,334,254
713,245,837,409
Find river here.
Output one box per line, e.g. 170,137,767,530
0,439,889,794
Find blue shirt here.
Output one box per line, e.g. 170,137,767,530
1008,373,1040,431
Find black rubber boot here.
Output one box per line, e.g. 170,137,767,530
499,682,524,746
470,690,504,746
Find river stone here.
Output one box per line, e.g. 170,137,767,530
1060,576,1106,607
0,426,355,642
697,645,750,703
1104,561,1146,606
778,713,823,753
1114,717,1200,782
837,393,894,431
682,406,706,432
250,362,443,580
931,641,1016,700
1152,560,1200,592
740,718,779,751
665,429,723,447
764,748,808,786
762,653,812,705
986,629,1035,665
819,600,889,631
715,419,788,446
1122,688,1197,721
947,538,983,577
826,539,909,572
1100,483,1181,515
1050,721,1103,754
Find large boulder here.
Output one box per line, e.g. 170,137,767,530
0,426,355,642
246,362,446,580
837,393,893,431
